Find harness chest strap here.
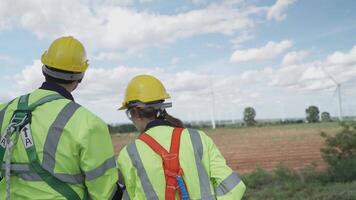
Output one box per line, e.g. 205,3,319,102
138,127,189,200
0,94,87,200
0,94,62,176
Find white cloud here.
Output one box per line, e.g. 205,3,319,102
326,45,356,65
282,50,309,65
190,0,207,5
0,55,14,63
7,45,356,122
230,31,254,48
0,0,257,51
11,60,44,92
8,61,256,122
230,40,292,63
268,46,356,91
171,57,181,64
94,52,124,61
139,0,153,3
267,0,296,21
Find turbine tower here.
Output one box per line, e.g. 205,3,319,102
322,67,343,121
209,75,216,129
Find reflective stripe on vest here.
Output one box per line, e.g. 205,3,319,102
215,172,241,196
126,128,215,200
187,129,215,200
1,156,116,184
127,142,159,200
42,101,81,173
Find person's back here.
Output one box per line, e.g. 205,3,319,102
117,74,246,200
119,123,245,199
0,36,119,199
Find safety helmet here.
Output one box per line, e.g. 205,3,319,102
119,75,171,110
41,36,89,80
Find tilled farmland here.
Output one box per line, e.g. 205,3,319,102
112,123,339,174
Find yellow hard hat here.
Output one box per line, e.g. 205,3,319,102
119,75,171,110
41,36,89,73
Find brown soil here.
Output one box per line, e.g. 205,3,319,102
112,125,338,174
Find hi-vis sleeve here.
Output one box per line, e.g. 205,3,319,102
202,132,246,200
79,116,118,200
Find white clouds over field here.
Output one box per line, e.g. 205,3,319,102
230,40,293,63
4,45,356,122
1,0,356,122
267,0,297,21
0,0,254,51
0,0,297,52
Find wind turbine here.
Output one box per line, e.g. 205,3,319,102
322,67,343,121
208,75,216,129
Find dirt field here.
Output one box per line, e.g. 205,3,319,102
112,123,340,174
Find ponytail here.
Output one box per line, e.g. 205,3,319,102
159,109,184,128
134,106,185,128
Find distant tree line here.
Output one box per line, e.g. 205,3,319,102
108,105,339,134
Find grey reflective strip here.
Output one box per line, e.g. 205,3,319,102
42,65,85,81
215,172,241,196
28,94,64,110
55,173,84,184
127,143,159,200
188,129,213,199
85,156,116,181
13,173,83,184
42,102,81,173
123,189,131,200
1,163,30,171
16,172,42,181
9,170,83,184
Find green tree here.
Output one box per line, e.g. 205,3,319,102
305,105,320,123
321,122,356,181
244,107,256,126
321,112,332,122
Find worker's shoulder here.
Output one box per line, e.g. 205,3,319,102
71,102,106,125
182,127,208,137
28,89,105,124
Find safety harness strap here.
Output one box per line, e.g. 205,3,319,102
0,95,30,178
0,99,15,132
0,93,86,200
139,127,189,200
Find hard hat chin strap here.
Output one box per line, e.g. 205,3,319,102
42,65,85,81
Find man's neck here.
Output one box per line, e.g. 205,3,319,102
57,83,74,93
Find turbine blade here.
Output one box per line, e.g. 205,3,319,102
321,66,339,85
332,86,338,100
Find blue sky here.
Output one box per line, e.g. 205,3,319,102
1,0,356,123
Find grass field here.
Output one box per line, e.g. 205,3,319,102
112,122,356,199
112,122,341,173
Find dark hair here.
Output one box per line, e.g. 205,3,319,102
43,65,82,84
131,107,184,128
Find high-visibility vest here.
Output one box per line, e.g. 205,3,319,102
117,125,246,200
0,89,118,199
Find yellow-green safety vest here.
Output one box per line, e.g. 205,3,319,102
117,125,246,200
0,89,118,199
